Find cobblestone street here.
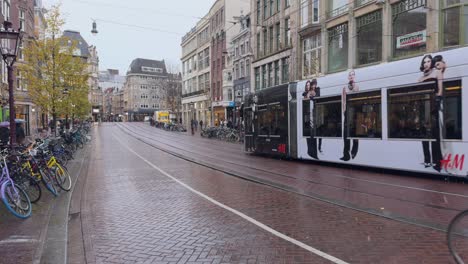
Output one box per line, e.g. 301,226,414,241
64,123,466,263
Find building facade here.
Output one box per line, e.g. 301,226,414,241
231,12,252,126
87,45,101,121
181,14,211,129
62,30,100,122
181,0,249,128
123,59,177,122
0,0,36,135
251,0,298,91
250,0,467,88
99,69,125,121
209,0,250,126
316,0,447,74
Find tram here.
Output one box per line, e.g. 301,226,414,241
244,47,468,177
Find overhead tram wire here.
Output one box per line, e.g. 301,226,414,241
80,0,448,73
92,18,184,36
73,0,210,22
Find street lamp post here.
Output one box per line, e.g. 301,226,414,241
0,21,22,147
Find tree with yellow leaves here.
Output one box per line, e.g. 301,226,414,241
19,4,90,132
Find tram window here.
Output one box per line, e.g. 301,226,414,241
347,91,382,138
270,103,286,136
303,99,311,137
388,84,433,139
444,80,462,140
315,96,342,137
257,105,270,135
244,107,253,134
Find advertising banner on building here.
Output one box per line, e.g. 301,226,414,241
396,30,426,49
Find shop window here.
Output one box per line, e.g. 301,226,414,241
356,10,382,65
328,23,348,72
392,0,427,58
442,1,468,47
315,96,342,137
346,91,382,138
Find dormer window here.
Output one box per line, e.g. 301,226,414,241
141,66,163,73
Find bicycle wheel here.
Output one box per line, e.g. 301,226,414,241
53,165,72,191
39,168,58,197
17,174,41,203
447,210,468,264
1,181,32,219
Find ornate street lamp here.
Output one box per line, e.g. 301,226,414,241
0,21,22,146
91,21,98,36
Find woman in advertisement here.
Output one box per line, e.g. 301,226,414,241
340,70,359,162
418,54,446,172
303,79,321,159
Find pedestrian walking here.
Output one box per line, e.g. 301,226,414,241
199,120,203,130
190,119,195,135
16,123,25,145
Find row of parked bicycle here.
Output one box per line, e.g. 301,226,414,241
200,127,243,143
150,121,187,132
0,123,91,219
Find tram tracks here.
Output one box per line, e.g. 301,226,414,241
116,123,467,231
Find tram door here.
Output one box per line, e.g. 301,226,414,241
243,107,255,153
288,83,298,158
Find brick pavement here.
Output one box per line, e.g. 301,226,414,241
76,123,466,263
117,123,468,230
0,141,90,264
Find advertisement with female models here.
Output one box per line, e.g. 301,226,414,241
295,47,468,177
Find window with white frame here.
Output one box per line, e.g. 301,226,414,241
301,0,308,27
303,33,322,77
16,69,22,90
18,41,24,61
2,61,7,83
19,10,25,31
240,61,245,78
2,0,10,21
246,59,250,77
313,0,319,23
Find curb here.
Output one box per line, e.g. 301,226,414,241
38,143,91,264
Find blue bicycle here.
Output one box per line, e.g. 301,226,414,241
0,150,32,219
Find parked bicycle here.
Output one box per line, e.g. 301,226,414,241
0,149,32,219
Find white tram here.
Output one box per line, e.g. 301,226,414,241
245,47,467,177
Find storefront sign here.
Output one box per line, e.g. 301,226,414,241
396,30,426,49
212,101,235,107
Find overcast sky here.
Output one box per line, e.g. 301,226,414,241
42,0,215,75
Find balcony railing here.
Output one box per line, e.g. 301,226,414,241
355,0,375,8
326,4,350,20
182,90,205,98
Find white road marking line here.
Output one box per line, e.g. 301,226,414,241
113,133,349,264
0,238,38,244
125,123,468,199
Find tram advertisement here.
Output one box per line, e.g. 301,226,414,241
296,53,467,177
